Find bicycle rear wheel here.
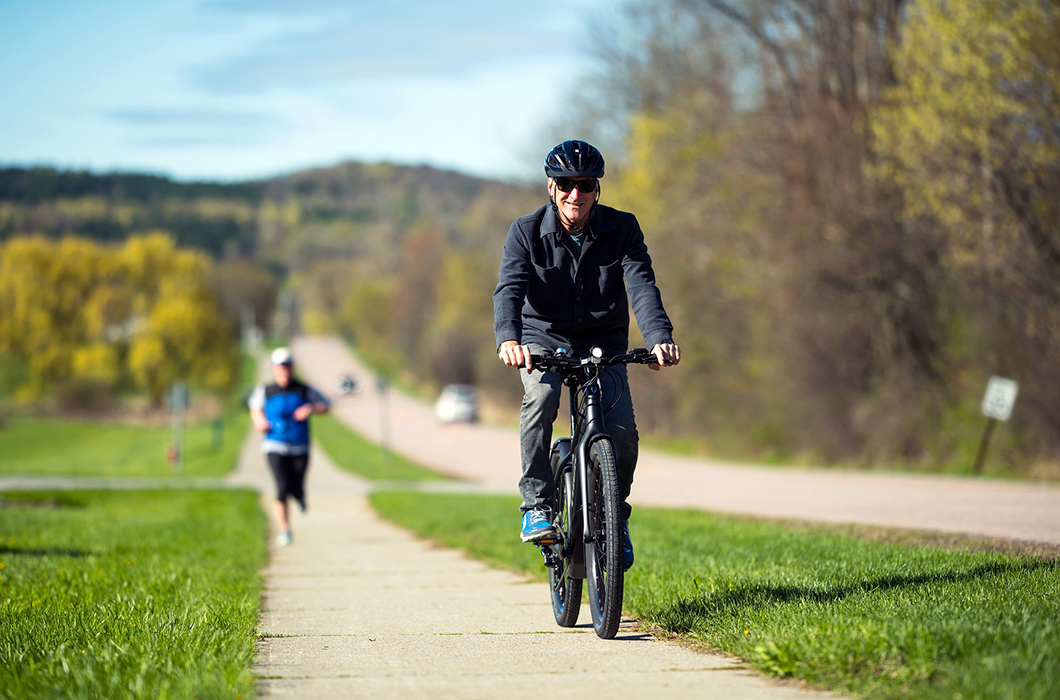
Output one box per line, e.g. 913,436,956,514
549,467,581,627
585,438,624,639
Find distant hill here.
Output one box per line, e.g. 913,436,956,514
0,167,263,204
0,167,264,256
258,161,538,272
0,163,538,263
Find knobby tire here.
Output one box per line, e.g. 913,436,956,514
585,438,624,639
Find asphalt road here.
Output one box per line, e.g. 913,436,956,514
293,334,1060,546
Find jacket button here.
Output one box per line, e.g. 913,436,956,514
576,296,581,301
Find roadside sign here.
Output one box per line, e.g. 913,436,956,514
169,381,189,410
980,376,1018,422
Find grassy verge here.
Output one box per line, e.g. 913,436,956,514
370,491,1060,700
0,412,248,478
0,489,264,699
312,413,451,482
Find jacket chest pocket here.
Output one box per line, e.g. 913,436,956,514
595,260,624,300
529,263,573,312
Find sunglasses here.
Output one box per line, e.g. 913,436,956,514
554,177,598,194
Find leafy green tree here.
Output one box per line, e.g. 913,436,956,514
123,234,237,402
341,276,398,363
211,258,277,336
0,236,122,400
871,0,1060,272
0,233,236,404
425,249,497,386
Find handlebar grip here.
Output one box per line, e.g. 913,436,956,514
629,348,674,366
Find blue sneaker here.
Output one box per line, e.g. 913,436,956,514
520,509,556,542
622,520,634,571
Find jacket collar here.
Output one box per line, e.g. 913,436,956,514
540,203,617,241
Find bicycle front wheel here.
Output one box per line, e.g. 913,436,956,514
585,438,624,639
549,467,581,627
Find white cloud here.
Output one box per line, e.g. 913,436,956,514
0,0,619,181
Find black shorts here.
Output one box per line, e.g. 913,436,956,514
266,452,309,502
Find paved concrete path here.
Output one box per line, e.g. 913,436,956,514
293,335,1060,546
228,425,840,699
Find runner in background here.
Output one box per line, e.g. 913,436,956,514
248,347,331,547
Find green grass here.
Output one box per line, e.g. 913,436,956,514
0,489,264,699
0,413,248,478
370,491,1060,700
312,413,452,482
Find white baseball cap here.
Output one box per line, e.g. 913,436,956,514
271,347,293,365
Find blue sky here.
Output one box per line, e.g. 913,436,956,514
0,0,618,182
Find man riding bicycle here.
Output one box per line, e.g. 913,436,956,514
494,139,680,570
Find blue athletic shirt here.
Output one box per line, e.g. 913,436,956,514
247,380,330,455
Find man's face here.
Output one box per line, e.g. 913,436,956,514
549,177,597,227
272,362,292,387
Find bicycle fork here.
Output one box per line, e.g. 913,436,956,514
576,382,609,548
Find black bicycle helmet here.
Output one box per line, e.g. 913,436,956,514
544,140,605,178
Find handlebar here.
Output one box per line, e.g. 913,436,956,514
526,347,669,374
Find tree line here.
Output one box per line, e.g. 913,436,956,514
554,0,1058,474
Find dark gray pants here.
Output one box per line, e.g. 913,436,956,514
518,345,638,520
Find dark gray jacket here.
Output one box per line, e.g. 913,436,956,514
493,203,674,356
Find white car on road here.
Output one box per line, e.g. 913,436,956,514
434,384,479,423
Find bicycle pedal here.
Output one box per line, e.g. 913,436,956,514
534,534,560,546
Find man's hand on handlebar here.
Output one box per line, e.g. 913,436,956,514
499,340,533,371
649,342,681,371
